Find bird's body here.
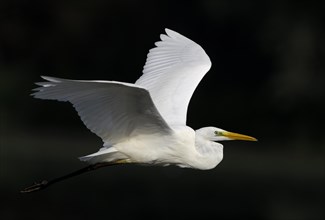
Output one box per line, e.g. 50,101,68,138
32,29,256,171
83,126,223,170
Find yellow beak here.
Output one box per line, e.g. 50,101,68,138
221,131,257,141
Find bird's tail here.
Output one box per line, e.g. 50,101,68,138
79,147,129,164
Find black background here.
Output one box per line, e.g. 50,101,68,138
1,0,324,219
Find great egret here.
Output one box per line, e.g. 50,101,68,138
21,29,257,193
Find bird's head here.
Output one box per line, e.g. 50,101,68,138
196,127,257,142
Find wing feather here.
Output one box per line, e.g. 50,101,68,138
136,28,211,125
32,76,171,145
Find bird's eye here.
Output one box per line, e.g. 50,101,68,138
214,131,222,136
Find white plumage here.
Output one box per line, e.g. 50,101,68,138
32,29,256,170
136,29,211,125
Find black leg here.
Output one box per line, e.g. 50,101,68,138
20,161,127,193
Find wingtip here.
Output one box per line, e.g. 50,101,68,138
165,28,176,36
40,76,62,82
164,28,171,33
40,75,49,80
164,28,192,43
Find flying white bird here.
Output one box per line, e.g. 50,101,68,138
22,29,257,193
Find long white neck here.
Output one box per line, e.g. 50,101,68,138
191,134,224,170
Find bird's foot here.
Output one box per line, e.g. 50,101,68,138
20,180,49,193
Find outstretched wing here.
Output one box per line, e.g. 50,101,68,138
32,76,171,145
136,28,211,126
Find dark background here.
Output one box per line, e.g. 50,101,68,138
1,0,324,219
